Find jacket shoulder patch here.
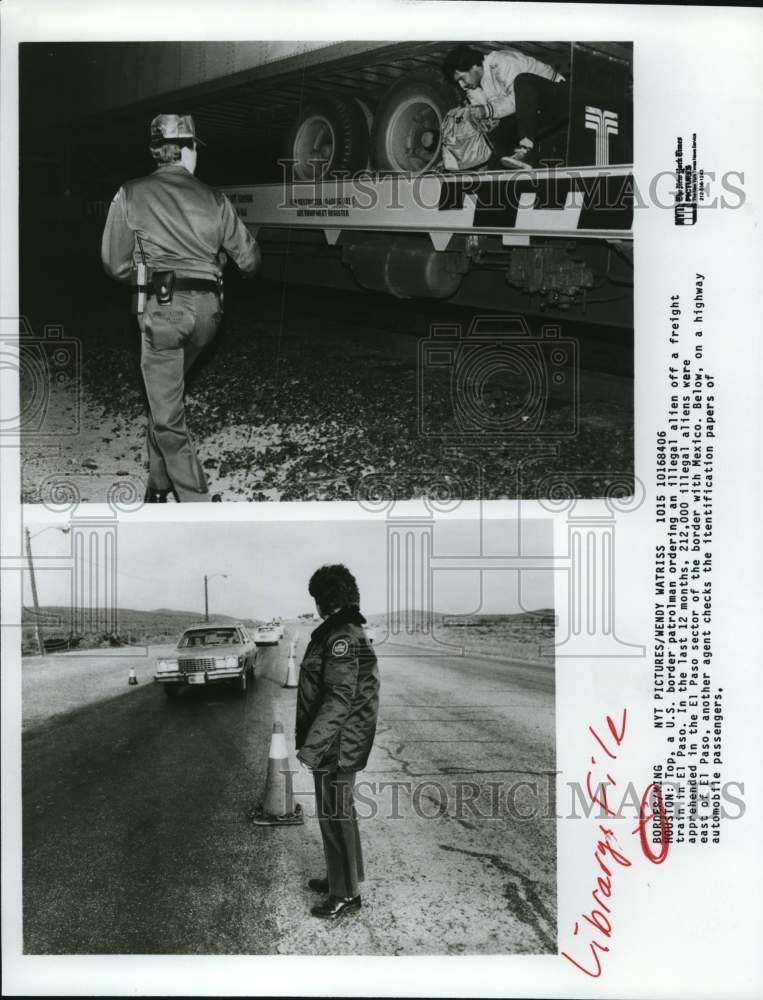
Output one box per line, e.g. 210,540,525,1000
330,637,350,657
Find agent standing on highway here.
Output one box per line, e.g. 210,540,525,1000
443,44,567,170
295,565,380,921
101,114,260,502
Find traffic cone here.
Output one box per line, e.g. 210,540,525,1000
128,667,138,686
283,650,298,688
248,722,304,827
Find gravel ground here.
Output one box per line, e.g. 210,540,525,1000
21,281,633,502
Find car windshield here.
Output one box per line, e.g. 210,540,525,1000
179,628,239,647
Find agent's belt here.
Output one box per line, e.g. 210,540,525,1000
146,278,220,296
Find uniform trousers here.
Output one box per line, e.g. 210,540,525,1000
138,289,221,502
313,768,365,899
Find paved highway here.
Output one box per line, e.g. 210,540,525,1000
22,626,556,955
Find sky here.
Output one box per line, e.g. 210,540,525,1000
23,517,554,621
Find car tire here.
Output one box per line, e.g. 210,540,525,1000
239,671,248,694
371,72,458,173
285,96,370,181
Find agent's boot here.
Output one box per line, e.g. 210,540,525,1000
144,486,171,503
310,895,362,920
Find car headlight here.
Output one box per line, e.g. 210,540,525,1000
157,659,178,673
215,655,240,670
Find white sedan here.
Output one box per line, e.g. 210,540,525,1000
254,625,280,646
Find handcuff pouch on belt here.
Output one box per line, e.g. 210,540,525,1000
130,267,176,313
151,270,175,305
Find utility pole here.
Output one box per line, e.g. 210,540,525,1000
203,573,227,623
25,528,46,657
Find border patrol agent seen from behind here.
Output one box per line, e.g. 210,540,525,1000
101,114,260,502
296,564,380,921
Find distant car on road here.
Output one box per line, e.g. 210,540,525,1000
155,623,257,696
254,624,280,646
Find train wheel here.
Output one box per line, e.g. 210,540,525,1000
371,72,457,173
285,96,370,180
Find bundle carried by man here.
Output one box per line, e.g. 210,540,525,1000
440,105,499,171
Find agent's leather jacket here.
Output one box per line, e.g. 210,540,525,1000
295,607,379,772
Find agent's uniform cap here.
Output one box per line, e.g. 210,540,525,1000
149,114,206,148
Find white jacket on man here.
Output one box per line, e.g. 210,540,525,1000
467,48,565,119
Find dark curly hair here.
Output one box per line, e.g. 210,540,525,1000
442,44,484,82
309,564,360,616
